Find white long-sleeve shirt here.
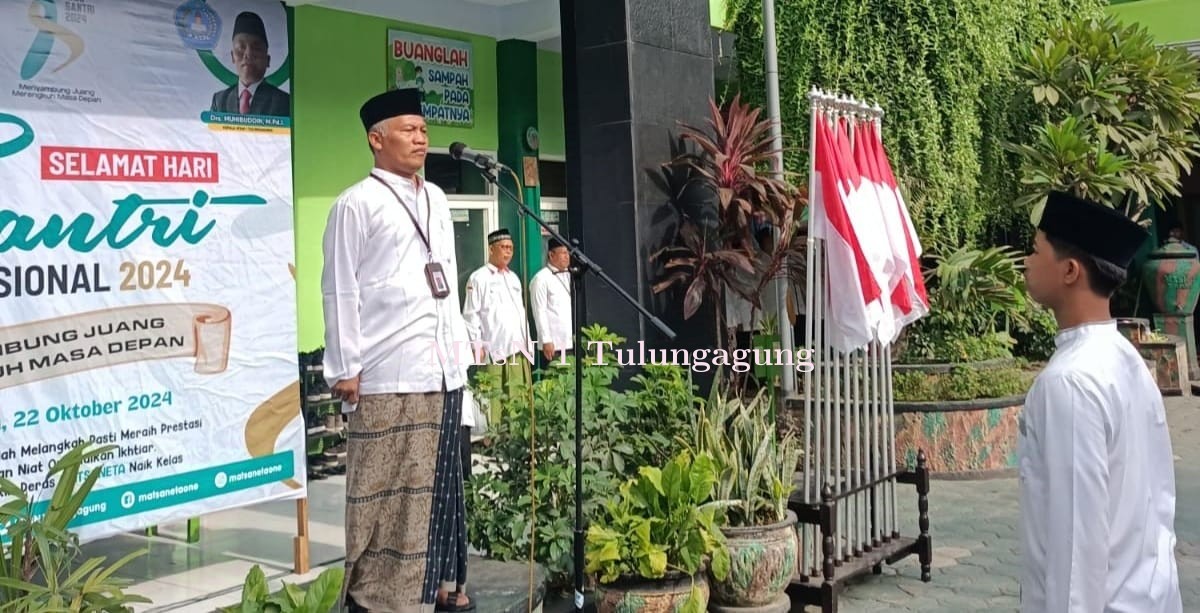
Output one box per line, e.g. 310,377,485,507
529,264,573,352
320,168,474,418
461,263,530,363
1018,320,1180,613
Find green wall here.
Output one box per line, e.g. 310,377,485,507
1108,0,1200,43
292,6,568,351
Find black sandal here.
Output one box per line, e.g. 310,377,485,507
435,590,475,613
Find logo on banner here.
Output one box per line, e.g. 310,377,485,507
20,0,85,80
0,114,35,160
174,0,222,50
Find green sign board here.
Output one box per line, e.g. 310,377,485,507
387,29,474,128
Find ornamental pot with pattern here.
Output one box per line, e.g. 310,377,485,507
1141,240,1200,316
709,510,798,607
594,571,708,613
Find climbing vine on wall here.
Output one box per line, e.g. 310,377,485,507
722,0,1107,250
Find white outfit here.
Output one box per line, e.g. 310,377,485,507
320,168,474,427
461,263,530,363
1018,320,1180,613
529,264,574,352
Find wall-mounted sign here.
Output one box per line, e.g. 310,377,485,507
387,29,474,128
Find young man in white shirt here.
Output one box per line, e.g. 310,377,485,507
321,88,475,613
529,236,573,369
1019,190,1181,613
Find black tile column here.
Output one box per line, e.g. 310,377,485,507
559,0,716,357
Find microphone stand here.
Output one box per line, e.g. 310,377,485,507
465,159,676,613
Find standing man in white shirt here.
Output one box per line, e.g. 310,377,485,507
321,88,475,613
462,228,532,426
529,236,573,369
1019,190,1181,613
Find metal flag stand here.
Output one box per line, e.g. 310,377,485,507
784,87,933,613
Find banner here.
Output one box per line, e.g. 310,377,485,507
0,0,303,543
387,28,474,127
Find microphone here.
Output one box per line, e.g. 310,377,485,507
449,142,506,171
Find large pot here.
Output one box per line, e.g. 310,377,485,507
1141,240,1200,315
709,510,798,607
594,571,708,613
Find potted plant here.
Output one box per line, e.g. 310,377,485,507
685,383,800,609
584,450,732,613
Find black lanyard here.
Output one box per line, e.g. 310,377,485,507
370,172,433,260
553,267,571,292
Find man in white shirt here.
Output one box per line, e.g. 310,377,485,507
321,88,475,613
529,236,573,369
1019,190,1181,613
462,228,533,426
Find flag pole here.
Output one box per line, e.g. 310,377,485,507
762,0,795,399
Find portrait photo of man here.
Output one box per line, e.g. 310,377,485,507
210,11,290,117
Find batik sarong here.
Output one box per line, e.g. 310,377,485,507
340,389,468,612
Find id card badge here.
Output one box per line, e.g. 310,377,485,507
425,262,451,298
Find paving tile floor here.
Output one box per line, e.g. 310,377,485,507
72,396,1200,612
828,395,1200,613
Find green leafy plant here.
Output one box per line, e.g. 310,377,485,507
893,364,1035,402
0,442,150,612
684,382,800,527
465,324,700,588
649,95,808,351
1007,15,1200,222
723,0,1108,253
224,564,343,613
897,245,1033,364
1012,301,1059,362
584,450,732,612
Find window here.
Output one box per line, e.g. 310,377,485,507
538,159,567,198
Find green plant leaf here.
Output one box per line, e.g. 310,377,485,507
300,567,344,613
241,565,270,611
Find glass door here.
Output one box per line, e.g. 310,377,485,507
450,204,494,309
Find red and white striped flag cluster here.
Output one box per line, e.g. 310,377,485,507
808,108,929,354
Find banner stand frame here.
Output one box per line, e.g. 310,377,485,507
294,498,311,573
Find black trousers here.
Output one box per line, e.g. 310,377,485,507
536,347,574,372
460,425,471,482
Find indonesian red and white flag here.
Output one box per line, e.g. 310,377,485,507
809,111,882,353
865,120,928,328
850,118,925,341
829,116,898,344
841,117,910,344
